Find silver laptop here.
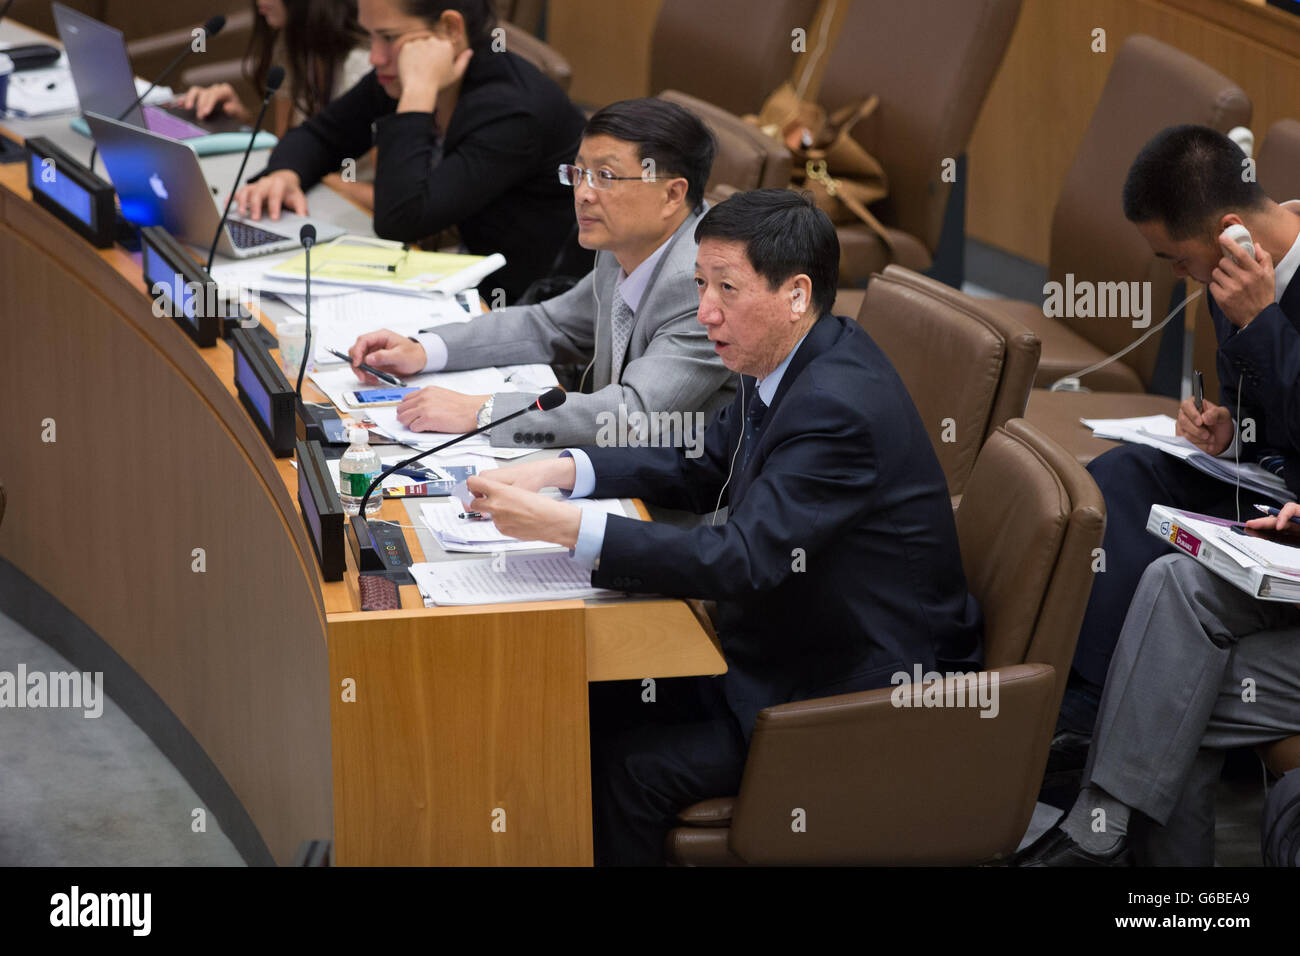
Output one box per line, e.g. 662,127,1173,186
52,2,243,140
86,112,345,259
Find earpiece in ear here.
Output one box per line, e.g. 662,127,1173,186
791,288,806,314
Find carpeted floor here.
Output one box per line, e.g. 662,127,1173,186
0,609,244,866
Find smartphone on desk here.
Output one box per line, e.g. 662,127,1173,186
343,387,419,408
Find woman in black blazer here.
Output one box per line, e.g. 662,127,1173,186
234,0,589,302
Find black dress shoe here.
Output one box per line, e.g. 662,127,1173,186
1013,827,1130,867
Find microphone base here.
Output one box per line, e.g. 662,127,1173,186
347,515,385,573
296,397,345,444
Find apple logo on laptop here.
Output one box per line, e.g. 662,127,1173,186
149,173,169,201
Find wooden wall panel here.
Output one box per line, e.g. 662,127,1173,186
967,0,1300,264
545,0,664,105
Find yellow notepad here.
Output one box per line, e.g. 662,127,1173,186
270,235,502,294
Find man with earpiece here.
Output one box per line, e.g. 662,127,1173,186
1050,125,1300,817
460,189,983,865
347,98,735,449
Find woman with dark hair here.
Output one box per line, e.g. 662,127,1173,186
233,0,590,302
178,1,369,127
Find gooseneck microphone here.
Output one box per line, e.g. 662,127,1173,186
89,15,227,171
355,388,569,519
205,64,285,271
296,224,315,399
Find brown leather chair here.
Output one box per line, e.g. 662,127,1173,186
116,2,253,85
655,90,792,202
816,0,1022,286
1257,119,1300,202
853,266,1040,500
1022,280,1208,465
649,0,820,117
494,0,545,37
980,36,1251,393
498,22,573,93
667,419,1105,865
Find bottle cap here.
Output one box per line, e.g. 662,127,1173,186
348,427,369,444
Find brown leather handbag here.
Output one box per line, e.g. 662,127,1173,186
745,81,895,259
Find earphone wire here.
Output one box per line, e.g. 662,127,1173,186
1235,370,1244,522
577,258,602,395
711,376,746,526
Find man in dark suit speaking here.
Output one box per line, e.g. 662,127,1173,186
466,189,983,865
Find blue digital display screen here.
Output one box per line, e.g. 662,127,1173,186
235,347,273,431
142,242,198,326
30,152,93,226
299,458,324,550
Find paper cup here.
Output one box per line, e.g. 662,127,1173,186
277,321,308,381
0,54,14,118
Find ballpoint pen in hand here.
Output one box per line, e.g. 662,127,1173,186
326,348,407,388
1252,504,1300,526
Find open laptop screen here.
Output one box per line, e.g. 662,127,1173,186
51,2,145,127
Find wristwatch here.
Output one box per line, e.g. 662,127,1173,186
476,396,495,429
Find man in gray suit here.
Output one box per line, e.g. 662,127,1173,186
1020,503,1300,866
347,98,735,448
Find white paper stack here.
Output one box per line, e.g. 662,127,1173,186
1147,504,1300,601
409,553,617,606
421,500,559,553
1084,414,1290,503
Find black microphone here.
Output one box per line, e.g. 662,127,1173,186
205,65,284,271
89,15,227,171
295,224,316,399
355,388,568,519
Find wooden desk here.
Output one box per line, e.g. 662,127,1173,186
0,129,724,865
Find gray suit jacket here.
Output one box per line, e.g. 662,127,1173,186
423,207,736,447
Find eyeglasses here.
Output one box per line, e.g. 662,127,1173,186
558,163,663,191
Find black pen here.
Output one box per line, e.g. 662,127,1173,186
1253,504,1300,526
1193,369,1204,413
325,347,406,388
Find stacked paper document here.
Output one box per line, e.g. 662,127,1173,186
1147,505,1300,601
309,363,559,457
1084,415,1290,503
420,498,626,554
269,235,506,296
409,553,619,606
421,500,559,553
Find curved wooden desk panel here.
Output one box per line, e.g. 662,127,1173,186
0,157,726,866
0,185,332,865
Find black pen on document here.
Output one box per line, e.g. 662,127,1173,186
325,348,406,388
459,511,488,521
1193,369,1204,413
1252,504,1300,526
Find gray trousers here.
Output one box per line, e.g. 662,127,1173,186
1084,553,1300,865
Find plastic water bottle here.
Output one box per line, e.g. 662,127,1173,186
338,428,382,516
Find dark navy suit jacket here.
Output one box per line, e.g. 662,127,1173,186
1213,273,1300,495
581,313,983,739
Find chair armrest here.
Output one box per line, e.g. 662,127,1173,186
179,58,248,90
657,89,792,192
501,23,571,93
728,662,1058,864
126,8,255,81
